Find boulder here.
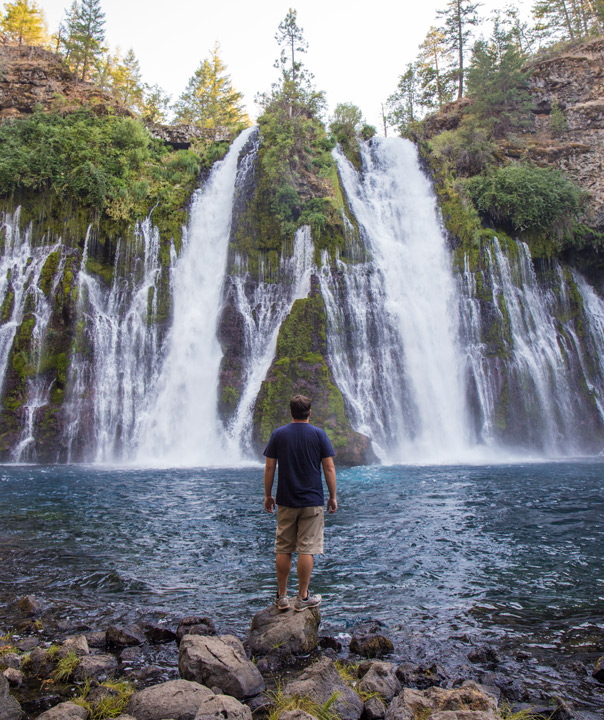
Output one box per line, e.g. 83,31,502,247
85,632,106,649
58,636,89,657
0,671,22,720
179,635,264,700
72,654,118,682
176,617,217,642
17,595,43,616
29,647,57,678
245,605,321,657
144,623,178,644
593,656,604,683
395,662,448,689
350,623,393,658
127,679,213,720
3,668,24,687
2,653,21,670
386,682,498,720
284,657,363,720
16,637,40,652
106,625,146,648
363,696,386,720
357,661,401,702
279,712,318,720
467,645,500,668
193,693,252,720
36,701,88,720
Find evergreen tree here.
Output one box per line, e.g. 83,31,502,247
465,33,533,136
1,0,47,46
275,7,308,88
532,0,603,42
141,84,171,124
174,43,249,130
416,26,456,110
386,63,420,135
69,0,106,82
437,0,482,100
57,1,79,60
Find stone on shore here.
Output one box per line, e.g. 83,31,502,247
245,604,321,657
593,656,604,683
357,661,401,702
284,657,363,720
36,701,89,720
72,654,118,682
144,622,178,644
127,679,213,720
193,693,253,720
279,712,319,720
386,682,498,720
350,623,393,658
179,634,264,700
176,617,217,641
106,625,146,648
58,635,89,657
363,696,386,720
17,595,43,616
3,667,24,687
2,653,21,670
0,671,22,720
395,662,448,689
29,647,57,678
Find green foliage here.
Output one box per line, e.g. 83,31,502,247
386,63,420,136
0,109,201,241
466,162,586,239
532,0,603,45
330,102,363,168
265,686,340,720
74,680,134,719
61,0,106,82
51,650,79,683
417,26,457,110
429,116,496,176
436,0,482,99
360,124,377,140
549,97,567,136
1,0,47,45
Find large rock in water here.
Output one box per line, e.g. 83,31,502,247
0,671,22,720
178,635,264,699
127,679,213,720
245,604,320,657
284,657,363,720
358,661,401,702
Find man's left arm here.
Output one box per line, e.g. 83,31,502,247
264,457,277,513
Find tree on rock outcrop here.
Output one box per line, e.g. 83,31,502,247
60,0,106,82
417,26,456,110
174,43,250,132
437,0,481,100
386,63,420,136
532,0,603,43
1,0,47,46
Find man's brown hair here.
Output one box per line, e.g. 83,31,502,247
290,394,311,420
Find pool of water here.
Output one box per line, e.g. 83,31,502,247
1,462,603,713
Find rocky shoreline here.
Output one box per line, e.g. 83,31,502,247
2,595,603,720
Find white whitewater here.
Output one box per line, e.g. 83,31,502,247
135,127,255,465
225,225,314,456
332,139,468,462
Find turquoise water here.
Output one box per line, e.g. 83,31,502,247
1,462,603,712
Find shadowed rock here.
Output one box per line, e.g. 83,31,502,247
245,604,320,657
72,654,118,682
106,625,146,648
0,671,22,720
358,661,400,702
350,623,393,658
177,617,217,641
179,635,264,700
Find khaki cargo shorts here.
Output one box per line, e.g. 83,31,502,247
275,505,324,555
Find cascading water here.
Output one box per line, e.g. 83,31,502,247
134,127,256,465
329,139,469,462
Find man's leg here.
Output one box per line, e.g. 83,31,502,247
297,553,314,599
276,553,292,596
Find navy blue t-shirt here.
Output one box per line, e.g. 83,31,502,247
263,422,335,508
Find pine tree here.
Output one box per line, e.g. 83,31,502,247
386,63,420,135
532,0,603,42
416,26,456,110
141,84,171,124
174,43,249,131
437,0,482,100
70,0,106,82
1,0,47,46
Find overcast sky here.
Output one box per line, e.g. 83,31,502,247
37,0,533,132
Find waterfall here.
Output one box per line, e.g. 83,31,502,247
329,138,469,462
225,225,314,456
134,127,256,466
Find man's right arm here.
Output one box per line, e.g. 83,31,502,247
322,456,337,513
264,457,277,513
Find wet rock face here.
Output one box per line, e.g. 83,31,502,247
245,604,321,658
178,634,264,700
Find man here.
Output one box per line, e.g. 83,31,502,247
263,394,337,612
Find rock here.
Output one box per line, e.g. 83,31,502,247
0,671,22,720
127,679,213,720
285,657,363,720
3,668,24,687
106,625,146,648
193,693,252,720
551,697,574,720
119,647,143,664
59,636,89,657
29,647,57,677
350,623,393,658
179,634,264,700
395,662,448,689
386,683,498,720
36,701,89,720
113,716,137,720
593,655,604,683
72,654,118,682
467,646,499,667
85,632,106,649
144,623,178,644
16,637,41,652
17,595,43,616
429,713,499,720
245,604,321,657
2,653,21,670
363,696,386,720
133,665,163,683
318,636,341,652
176,617,217,642
357,661,401,702
279,712,318,720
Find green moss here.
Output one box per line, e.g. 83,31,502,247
0,287,14,324
85,257,114,285
39,250,61,297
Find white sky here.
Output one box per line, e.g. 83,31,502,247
36,0,533,132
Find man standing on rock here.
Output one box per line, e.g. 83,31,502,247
263,394,337,612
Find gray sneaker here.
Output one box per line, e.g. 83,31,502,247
274,594,290,611
294,592,322,612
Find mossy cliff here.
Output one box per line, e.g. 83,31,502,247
251,277,376,465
